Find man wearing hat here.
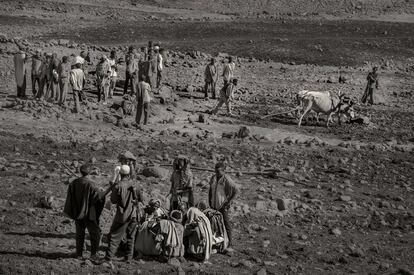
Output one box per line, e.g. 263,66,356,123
95,55,111,104
208,161,239,248
362,66,379,105
211,78,238,116
105,164,144,263
64,164,105,261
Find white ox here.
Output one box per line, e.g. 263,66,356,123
296,90,355,127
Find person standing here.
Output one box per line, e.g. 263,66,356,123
222,56,235,86
135,79,151,125
168,156,194,211
362,66,379,105
63,164,105,261
154,46,163,88
107,51,118,99
70,62,86,113
204,58,218,99
211,78,237,116
105,165,144,263
40,53,53,100
13,50,27,98
124,46,138,95
95,55,111,104
145,52,157,88
58,56,71,106
50,53,60,102
31,50,43,97
208,162,239,248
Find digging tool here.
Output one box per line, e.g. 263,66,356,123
260,107,300,120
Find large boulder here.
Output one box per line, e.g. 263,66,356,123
141,166,169,180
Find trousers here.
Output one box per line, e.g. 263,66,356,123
75,219,101,257
124,71,137,95
219,208,232,246
106,218,138,260
136,102,150,125
59,77,69,105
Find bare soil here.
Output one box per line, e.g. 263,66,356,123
0,1,413,275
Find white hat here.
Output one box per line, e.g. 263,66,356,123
154,46,160,50
120,164,130,175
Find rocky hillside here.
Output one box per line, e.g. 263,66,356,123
142,0,414,17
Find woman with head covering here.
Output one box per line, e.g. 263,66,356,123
168,155,194,211
183,206,214,262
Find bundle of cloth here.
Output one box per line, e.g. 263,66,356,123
134,200,183,260
183,207,213,262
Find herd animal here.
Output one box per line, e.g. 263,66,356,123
295,90,355,127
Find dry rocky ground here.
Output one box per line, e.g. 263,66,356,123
0,1,413,274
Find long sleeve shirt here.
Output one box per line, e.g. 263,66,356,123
208,174,239,210
70,68,85,91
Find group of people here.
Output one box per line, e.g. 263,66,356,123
12,41,165,118
64,152,239,265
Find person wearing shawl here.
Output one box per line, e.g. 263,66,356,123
208,161,239,248
31,50,44,97
95,55,111,104
168,155,194,211
13,50,27,98
204,58,218,99
197,201,229,253
182,204,213,262
63,164,105,260
155,210,184,261
105,165,144,263
135,199,172,258
48,53,60,102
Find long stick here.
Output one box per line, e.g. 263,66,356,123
261,107,300,119
151,164,309,186
58,161,78,177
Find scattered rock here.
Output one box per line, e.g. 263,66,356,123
339,195,352,202
331,228,342,236
275,198,295,211
239,259,254,268
256,268,267,275
236,126,251,139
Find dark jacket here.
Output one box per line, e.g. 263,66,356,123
110,180,143,223
63,176,104,222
